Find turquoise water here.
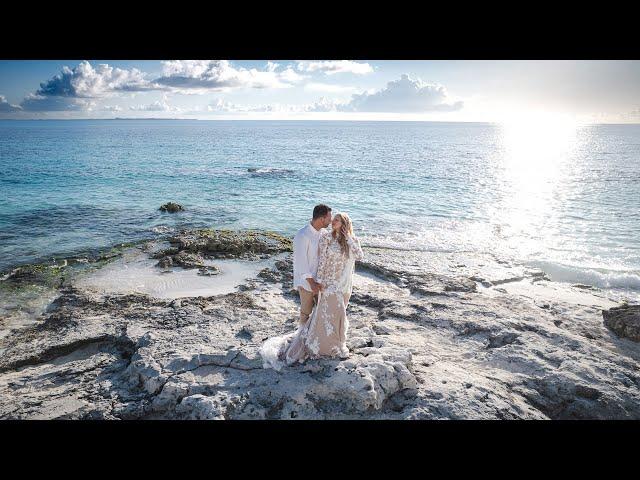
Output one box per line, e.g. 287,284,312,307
1,119,639,295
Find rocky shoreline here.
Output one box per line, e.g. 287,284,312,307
1,228,639,419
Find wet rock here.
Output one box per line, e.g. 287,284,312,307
198,266,220,276
173,251,205,269
156,256,173,268
603,304,640,342
159,202,184,213
2,227,640,420
168,229,292,260
2,263,67,288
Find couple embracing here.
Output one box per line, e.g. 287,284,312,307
261,204,364,371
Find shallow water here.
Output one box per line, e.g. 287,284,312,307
1,119,638,300
74,249,283,299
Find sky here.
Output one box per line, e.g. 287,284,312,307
1,60,639,123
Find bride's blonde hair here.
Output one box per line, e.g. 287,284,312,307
333,212,354,257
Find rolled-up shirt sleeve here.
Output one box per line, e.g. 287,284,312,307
293,232,313,281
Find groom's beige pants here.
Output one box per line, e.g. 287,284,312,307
298,287,317,325
298,287,352,325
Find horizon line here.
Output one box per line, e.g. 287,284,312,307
1,117,639,126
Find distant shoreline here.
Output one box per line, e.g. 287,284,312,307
2,118,640,126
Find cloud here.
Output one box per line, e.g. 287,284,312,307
207,99,284,113
154,60,305,91
303,82,359,94
20,94,91,111
205,97,345,114
207,98,237,112
17,61,156,111
130,97,180,112
0,95,21,112
339,74,463,112
302,97,342,112
33,61,154,98
296,60,373,75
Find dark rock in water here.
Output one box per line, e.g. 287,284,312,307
603,304,640,342
173,251,205,269
159,202,184,213
168,229,292,260
198,266,220,276
151,248,178,259
155,250,217,273
2,263,67,288
156,256,173,268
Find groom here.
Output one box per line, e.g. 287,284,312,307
293,204,332,325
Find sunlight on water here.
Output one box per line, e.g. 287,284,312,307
494,113,580,257
0,120,638,299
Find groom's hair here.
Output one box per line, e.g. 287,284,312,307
312,204,331,220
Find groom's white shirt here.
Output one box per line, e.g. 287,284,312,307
293,222,323,292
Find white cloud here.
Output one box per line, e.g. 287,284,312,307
340,74,463,112
278,66,306,84
206,97,346,114
303,82,359,94
0,95,21,112
130,95,180,112
103,105,123,112
20,94,88,111
296,60,373,75
302,97,343,112
207,98,237,112
207,99,287,113
33,61,154,98
155,60,305,91
17,61,156,111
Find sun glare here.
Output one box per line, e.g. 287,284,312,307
492,112,580,255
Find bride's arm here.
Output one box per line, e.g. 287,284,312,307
346,234,364,261
316,232,331,289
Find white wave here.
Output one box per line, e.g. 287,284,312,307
151,225,174,234
247,167,294,175
528,260,640,291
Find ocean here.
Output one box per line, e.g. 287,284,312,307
1,119,638,299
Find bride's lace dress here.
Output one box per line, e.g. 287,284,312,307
260,230,364,370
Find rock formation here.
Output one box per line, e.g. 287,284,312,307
1,229,639,420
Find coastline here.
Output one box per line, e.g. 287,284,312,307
1,227,639,419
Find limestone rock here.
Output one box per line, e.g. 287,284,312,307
603,304,640,342
1,228,640,420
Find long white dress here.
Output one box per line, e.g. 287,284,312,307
260,230,364,371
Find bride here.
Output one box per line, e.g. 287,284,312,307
261,212,364,370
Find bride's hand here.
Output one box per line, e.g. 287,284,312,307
340,225,350,238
